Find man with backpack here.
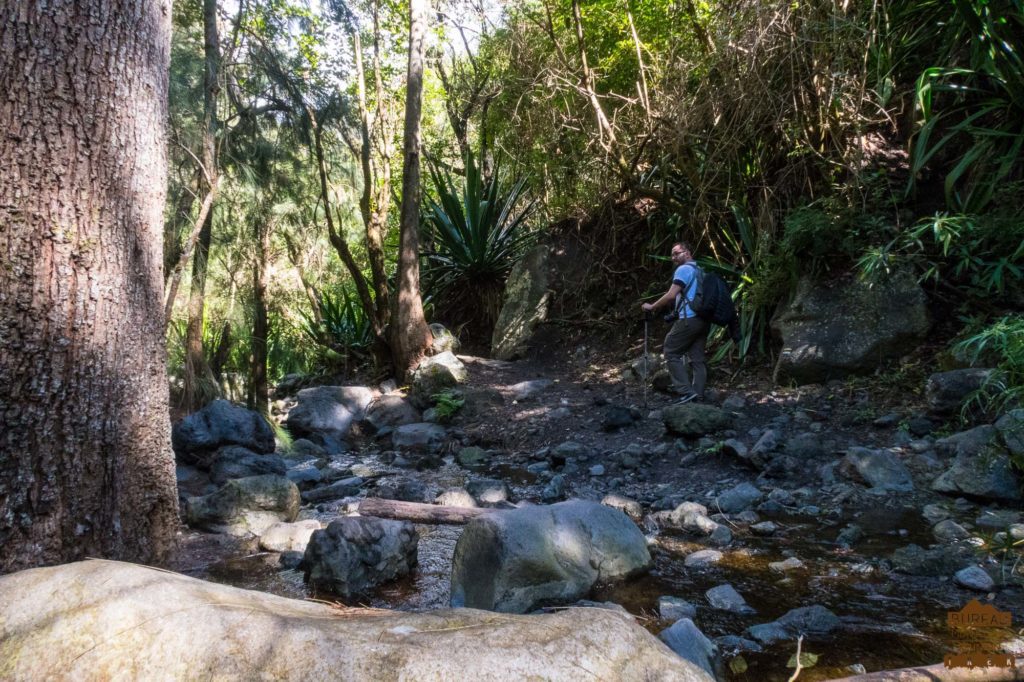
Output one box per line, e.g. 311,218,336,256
641,241,716,403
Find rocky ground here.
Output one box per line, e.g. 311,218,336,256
165,331,1024,681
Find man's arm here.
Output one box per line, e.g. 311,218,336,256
642,283,682,312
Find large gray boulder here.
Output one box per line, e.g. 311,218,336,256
926,368,999,415
185,475,300,536
392,423,448,452
428,322,461,354
410,352,468,403
259,519,321,553
492,245,551,360
362,394,421,432
996,409,1024,457
0,560,711,681
663,404,734,437
172,399,275,464
658,618,721,679
772,272,929,385
303,517,418,598
932,451,1022,503
840,447,914,492
285,386,376,440
209,446,287,485
746,605,841,645
450,500,652,613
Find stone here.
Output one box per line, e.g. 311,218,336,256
552,441,589,461
210,446,287,485
491,245,551,360
450,500,652,613
392,423,448,452
747,605,841,645
663,404,734,437
769,557,805,573
288,438,327,460
935,425,1001,458
908,416,935,437
186,475,299,536
590,464,606,476
300,477,364,504
996,409,1024,457
436,488,478,508
932,449,1022,503
786,432,825,459
304,517,418,597
714,636,762,653
285,386,376,440
362,394,421,433
836,525,863,547
684,550,723,568
954,566,995,592
841,447,914,492
279,550,304,569
428,322,460,354
508,379,554,401
285,462,322,488
456,446,489,468
890,544,969,576
922,504,952,524
714,483,763,514
375,478,429,503
659,596,698,621
410,352,468,401
772,271,929,385
751,521,777,536
602,494,643,523
0,561,711,680
541,475,567,503
466,478,510,505
750,430,781,465
604,405,640,431
721,439,750,462
705,584,756,615
933,519,972,542
172,399,276,463
926,368,998,415
976,509,1022,529
658,618,720,679
259,520,321,553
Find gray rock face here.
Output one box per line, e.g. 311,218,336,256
771,271,929,385
210,446,287,485
935,425,1000,458
932,448,1022,503
492,245,551,360
172,400,276,463
747,605,841,645
926,368,997,414
285,386,376,440
0,561,712,681
304,517,418,598
954,566,995,592
186,475,300,536
362,394,421,432
841,447,914,492
392,423,448,452
663,404,734,437
410,352,468,400
259,519,321,553
996,409,1024,457
715,483,763,514
428,322,460,354
658,618,720,679
450,500,652,613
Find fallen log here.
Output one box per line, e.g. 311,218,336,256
357,497,491,525
827,658,1024,682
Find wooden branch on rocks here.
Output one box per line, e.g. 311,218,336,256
357,498,492,525
828,658,1024,682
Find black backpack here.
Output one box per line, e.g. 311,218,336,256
679,263,741,340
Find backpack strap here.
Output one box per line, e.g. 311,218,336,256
677,262,703,318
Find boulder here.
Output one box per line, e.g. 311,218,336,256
285,386,376,440
890,544,970,576
926,368,998,415
410,352,467,402
705,584,756,615
659,596,698,621
935,425,1000,458
507,378,554,401
747,605,841,645
0,561,710,681
663,404,734,437
932,450,1022,503
172,399,275,463
954,566,995,592
602,494,644,523
714,483,763,514
466,478,511,505
185,475,299,536
450,500,652,613
300,477,364,504
209,446,287,485
492,245,551,360
772,271,929,385
428,322,460,354
996,409,1024,457
391,423,447,452
303,517,418,598
630,353,666,381
436,488,478,508
259,519,321,553
658,618,721,679
456,446,490,467
362,394,421,432
840,447,914,492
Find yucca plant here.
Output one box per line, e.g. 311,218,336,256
298,287,374,359
423,150,538,333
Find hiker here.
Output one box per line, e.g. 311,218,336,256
641,241,710,403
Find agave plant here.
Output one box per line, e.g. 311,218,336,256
298,287,374,359
423,150,538,331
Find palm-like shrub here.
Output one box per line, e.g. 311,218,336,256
298,287,374,362
423,151,537,335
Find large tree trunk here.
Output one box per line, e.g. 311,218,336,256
390,0,433,381
248,218,271,415
0,0,180,572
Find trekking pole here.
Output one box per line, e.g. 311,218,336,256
643,310,653,409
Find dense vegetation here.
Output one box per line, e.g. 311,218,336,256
163,0,1024,415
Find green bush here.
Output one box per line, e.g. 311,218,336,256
955,314,1024,419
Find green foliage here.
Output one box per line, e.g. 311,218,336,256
299,287,374,357
954,315,1024,419
430,390,465,424
423,150,538,327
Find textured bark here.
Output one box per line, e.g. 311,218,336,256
248,218,270,415
0,0,180,572
390,0,433,381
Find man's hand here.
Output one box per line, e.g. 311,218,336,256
641,302,655,312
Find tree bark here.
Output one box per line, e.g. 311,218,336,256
357,498,490,525
0,0,180,572
248,217,271,415
390,0,433,381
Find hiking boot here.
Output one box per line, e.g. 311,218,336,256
675,392,701,405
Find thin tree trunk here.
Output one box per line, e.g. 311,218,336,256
163,186,215,324
164,167,202,281
390,0,433,380
0,0,180,572
249,218,270,415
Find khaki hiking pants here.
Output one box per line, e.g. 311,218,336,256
663,316,710,397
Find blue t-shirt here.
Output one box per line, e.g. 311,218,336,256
672,263,699,319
